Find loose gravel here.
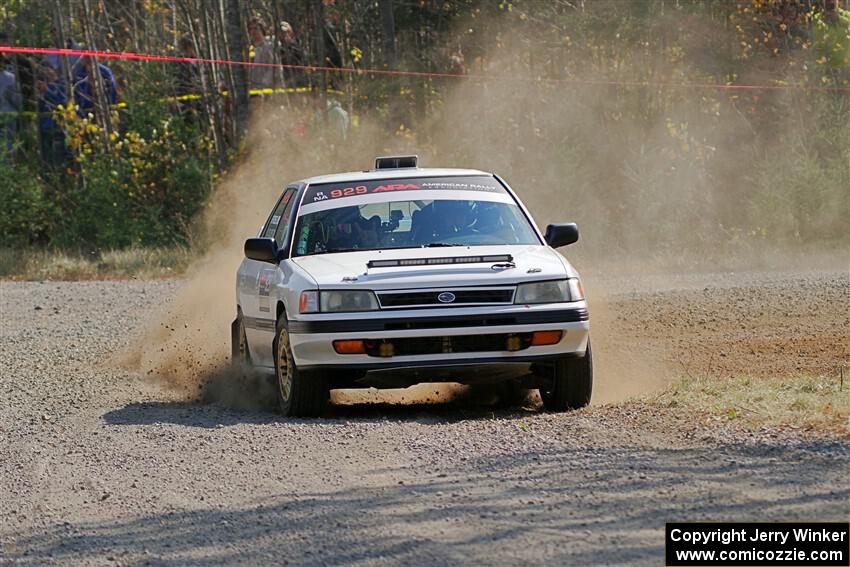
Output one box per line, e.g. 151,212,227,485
0,272,847,566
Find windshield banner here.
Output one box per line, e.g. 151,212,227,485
303,176,506,204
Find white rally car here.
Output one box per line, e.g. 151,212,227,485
233,156,591,416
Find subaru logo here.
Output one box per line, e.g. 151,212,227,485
437,292,456,304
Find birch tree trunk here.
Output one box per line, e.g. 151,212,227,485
224,0,249,142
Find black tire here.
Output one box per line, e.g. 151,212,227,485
231,312,251,366
540,340,593,412
273,317,328,417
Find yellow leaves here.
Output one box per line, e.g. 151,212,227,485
350,46,363,63
395,123,415,141
669,45,684,63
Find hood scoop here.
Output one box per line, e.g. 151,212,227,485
367,254,513,269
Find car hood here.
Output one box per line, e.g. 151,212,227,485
290,245,574,290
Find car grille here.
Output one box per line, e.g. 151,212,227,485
363,333,533,357
377,288,515,309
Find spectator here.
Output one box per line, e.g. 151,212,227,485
247,17,278,93
0,32,35,106
323,8,343,69
175,34,202,122
44,35,82,73
321,9,344,89
277,21,307,88
0,31,36,156
448,47,466,75
326,99,349,141
72,56,117,114
312,96,349,142
0,54,21,161
36,64,68,168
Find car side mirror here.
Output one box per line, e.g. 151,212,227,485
544,223,579,248
244,238,279,263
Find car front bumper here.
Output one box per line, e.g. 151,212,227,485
287,302,590,373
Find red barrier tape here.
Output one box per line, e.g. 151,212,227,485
2,45,849,93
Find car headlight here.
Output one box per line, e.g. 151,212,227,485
299,290,380,313
515,278,584,304
321,290,379,312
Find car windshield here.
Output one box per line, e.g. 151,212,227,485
292,179,540,257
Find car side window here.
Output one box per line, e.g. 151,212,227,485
263,189,295,239
273,189,299,248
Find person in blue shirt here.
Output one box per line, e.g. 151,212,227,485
0,55,21,162
36,64,68,168
72,56,117,114
44,37,82,73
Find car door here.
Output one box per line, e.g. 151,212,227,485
240,188,297,367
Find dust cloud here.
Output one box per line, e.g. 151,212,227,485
117,104,424,405
122,11,839,408
117,90,674,409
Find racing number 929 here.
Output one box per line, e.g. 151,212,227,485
331,186,368,198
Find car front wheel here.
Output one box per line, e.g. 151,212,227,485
273,318,328,417
539,340,593,412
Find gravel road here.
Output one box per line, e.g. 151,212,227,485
1,271,847,566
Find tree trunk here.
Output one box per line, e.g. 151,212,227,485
379,0,398,69
313,0,327,101
379,0,402,128
224,0,249,142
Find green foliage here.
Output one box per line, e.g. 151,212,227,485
0,160,55,246
813,7,850,70
750,148,849,244
52,101,212,249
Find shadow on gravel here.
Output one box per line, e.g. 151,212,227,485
105,367,541,427
6,444,848,566
103,397,539,428
102,401,280,428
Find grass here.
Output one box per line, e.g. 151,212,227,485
647,372,849,433
0,247,193,280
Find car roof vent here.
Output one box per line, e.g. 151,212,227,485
374,155,418,170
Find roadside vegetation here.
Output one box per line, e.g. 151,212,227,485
647,372,849,433
1,1,847,280
0,246,192,280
